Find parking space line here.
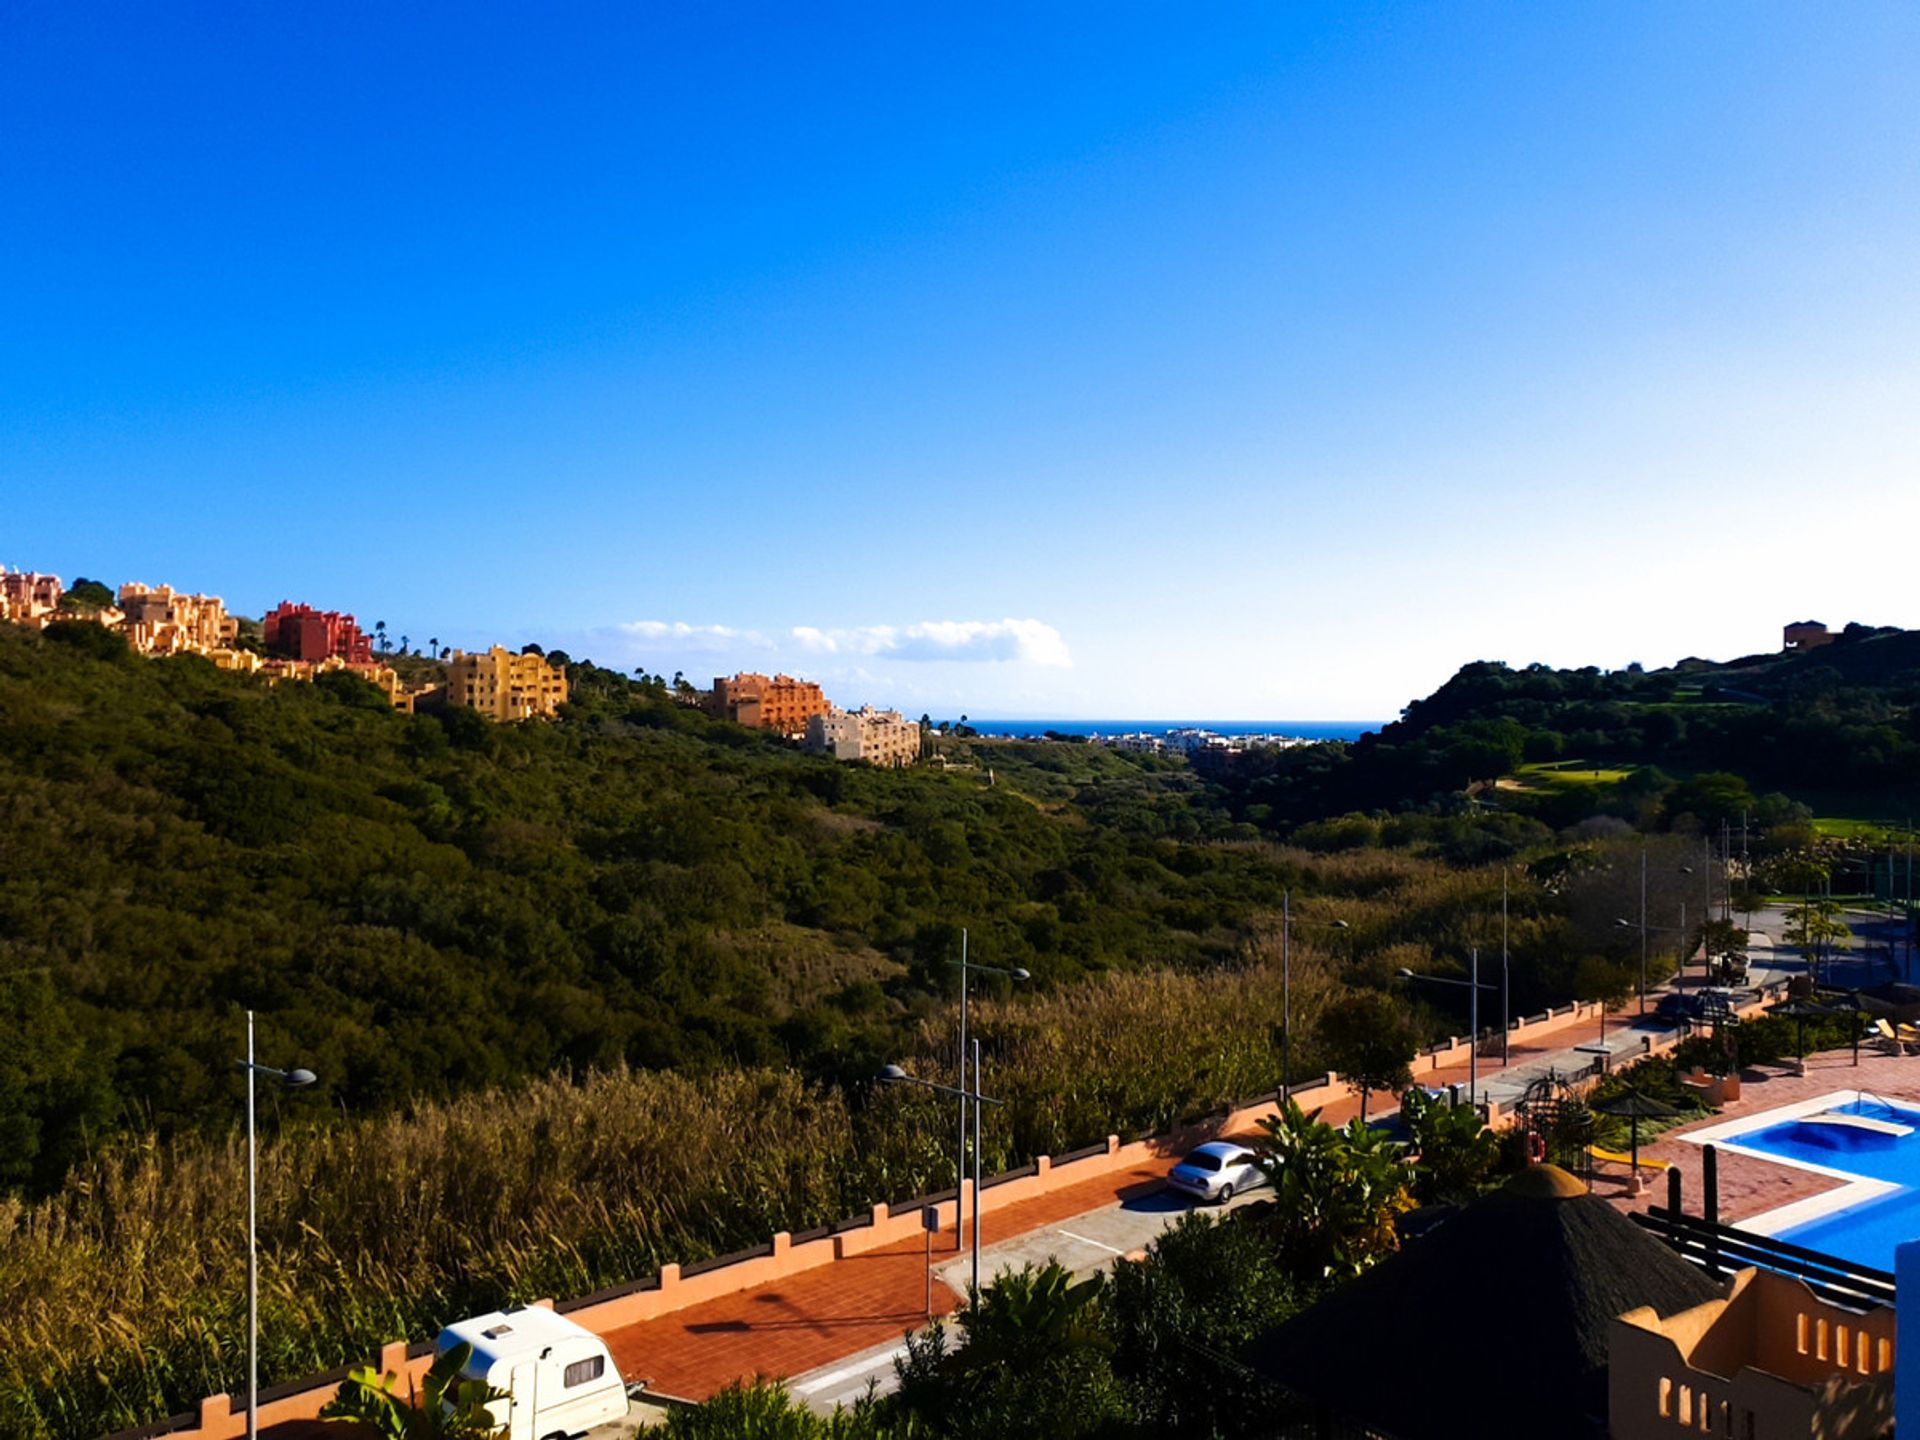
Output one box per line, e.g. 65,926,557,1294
1054,1229,1126,1255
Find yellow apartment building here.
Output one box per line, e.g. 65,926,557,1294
447,646,569,721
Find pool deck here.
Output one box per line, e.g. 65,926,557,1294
1603,1048,1920,1232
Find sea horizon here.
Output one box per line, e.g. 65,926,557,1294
964,718,1380,742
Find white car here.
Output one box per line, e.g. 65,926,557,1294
1166,1141,1267,1204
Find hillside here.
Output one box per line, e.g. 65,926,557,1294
0,621,1295,1194
1207,625,1920,834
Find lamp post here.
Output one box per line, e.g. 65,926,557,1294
236,1011,316,1440
1639,845,1648,1014
1617,914,1694,995
1281,893,1348,1103
878,1060,1004,1298
1399,953,1501,1105
951,932,1026,1258
1501,869,1512,1063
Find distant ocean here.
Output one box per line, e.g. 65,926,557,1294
966,719,1379,742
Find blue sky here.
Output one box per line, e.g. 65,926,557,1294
5,4,1917,719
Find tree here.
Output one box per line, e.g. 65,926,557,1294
1317,991,1415,1119
1105,1210,1298,1434
1666,771,1758,830
428,637,440,658
894,1262,1128,1438
41,619,129,661
1575,955,1635,1022
399,634,410,657
320,1341,506,1439
60,577,115,610
1785,897,1852,984
374,619,389,657
1252,1102,1412,1281
1399,1087,1500,1205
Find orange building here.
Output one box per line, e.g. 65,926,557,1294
447,646,569,722
704,672,830,738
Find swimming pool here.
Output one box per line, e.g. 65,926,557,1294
1692,1092,1920,1272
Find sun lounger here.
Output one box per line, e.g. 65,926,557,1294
1873,1019,1920,1054
1585,1145,1670,1173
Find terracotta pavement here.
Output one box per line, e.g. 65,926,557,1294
600,1157,1172,1400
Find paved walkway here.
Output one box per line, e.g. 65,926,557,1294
601,1156,1173,1400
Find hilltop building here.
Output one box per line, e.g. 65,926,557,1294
1784,621,1835,652
117,583,239,657
0,568,64,626
447,646,569,721
262,602,374,665
806,707,920,768
704,672,830,738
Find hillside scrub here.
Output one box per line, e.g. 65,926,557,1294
0,624,1304,1193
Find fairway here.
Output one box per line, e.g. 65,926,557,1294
1514,761,1634,786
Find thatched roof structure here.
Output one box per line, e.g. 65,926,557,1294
1243,1165,1721,1440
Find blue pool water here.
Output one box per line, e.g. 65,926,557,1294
1730,1097,1920,1271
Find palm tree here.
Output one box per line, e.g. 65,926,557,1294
428,636,439,657
374,620,388,657
399,634,410,657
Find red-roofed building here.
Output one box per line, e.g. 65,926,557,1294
263,602,374,665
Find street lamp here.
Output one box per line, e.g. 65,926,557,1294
1281,892,1348,1103
950,932,1026,1261
878,1058,1005,1298
236,1011,316,1440
1617,912,1694,991
1398,950,1502,1105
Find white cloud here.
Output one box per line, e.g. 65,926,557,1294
611,617,1073,669
790,619,1073,667
616,620,769,651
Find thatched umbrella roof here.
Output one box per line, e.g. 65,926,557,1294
1242,1165,1721,1440
1592,1087,1682,1171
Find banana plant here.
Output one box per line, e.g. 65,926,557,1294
320,1341,508,1440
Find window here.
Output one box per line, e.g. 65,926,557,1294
564,1354,605,1388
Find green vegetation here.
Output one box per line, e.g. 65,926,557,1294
652,1383,912,1440
1209,630,1920,831
319,1342,506,1439
0,622,1299,1195
1251,1102,1413,1282
896,1263,1128,1438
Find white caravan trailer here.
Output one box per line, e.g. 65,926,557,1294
436,1306,628,1440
